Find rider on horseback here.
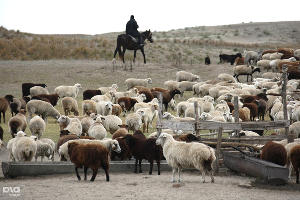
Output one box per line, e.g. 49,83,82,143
126,15,144,47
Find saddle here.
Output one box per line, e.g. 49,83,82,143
127,34,138,43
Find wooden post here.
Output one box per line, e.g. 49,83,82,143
233,96,239,136
282,65,293,143
215,127,223,173
194,101,199,136
156,93,163,137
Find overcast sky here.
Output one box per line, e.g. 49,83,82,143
0,0,299,35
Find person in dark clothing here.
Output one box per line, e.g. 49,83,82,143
126,15,144,47
205,55,211,65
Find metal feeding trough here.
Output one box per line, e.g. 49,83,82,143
223,151,289,185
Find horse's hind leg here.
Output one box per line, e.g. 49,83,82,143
133,50,137,63
122,48,126,63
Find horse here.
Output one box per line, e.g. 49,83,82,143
113,30,153,64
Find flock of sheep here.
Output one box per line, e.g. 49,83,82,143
0,47,300,183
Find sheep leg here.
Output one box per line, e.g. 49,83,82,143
90,168,98,182
103,166,110,182
157,160,161,175
296,169,299,184
84,166,88,181
75,167,81,181
209,169,214,183
139,159,143,173
149,160,153,175
178,168,181,183
202,171,206,183
172,168,176,182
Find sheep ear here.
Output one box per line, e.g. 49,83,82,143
101,117,105,121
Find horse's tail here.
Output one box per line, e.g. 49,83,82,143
114,36,123,60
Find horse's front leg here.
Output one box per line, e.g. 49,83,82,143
140,48,146,64
133,50,137,63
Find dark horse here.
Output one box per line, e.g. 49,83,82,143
113,30,153,64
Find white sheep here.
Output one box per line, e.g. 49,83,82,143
177,101,193,117
156,132,216,183
82,100,97,115
163,112,194,122
201,97,215,113
136,104,158,132
99,114,123,134
200,112,226,122
176,70,200,82
30,86,49,97
244,50,259,66
12,135,37,161
269,52,283,60
96,101,113,116
80,115,95,135
231,130,260,137
164,80,179,91
289,121,300,138
58,138,121,161
125,78,152,90
58,115,82,136
192,82,205,96
134,98,159,111
88,116,107,139
125,113,142,132
197,84,213,97
61,97,79,116
26,100,60,122
217,73,237,83
262,53,271,60
262,72,281,79
54,83,82,98
35,139,53,162
112,88,139,103
40,138,55,160
177,81,197,95
29,116,46,139
233,65,261,82
257,60,271,71
91,92,114,102
7,131,27,161
98,84,118,94
132,93,147,103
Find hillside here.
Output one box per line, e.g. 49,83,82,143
0,21,300,63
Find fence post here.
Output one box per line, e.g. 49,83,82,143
282,65,292,143
233,96,239,136
194,101,199,136
215,127,223,173
157,93,163,137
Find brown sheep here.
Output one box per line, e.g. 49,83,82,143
174,134,199,142
234,57,245,66
117,97,138,115
31,94,60,107
277,48,294,59
241,93,268,104
68,142,110,181
134,86,154,103
112,104,122,116
111,136,132,161
8,110,27,138
151,87,181,111
232,107,250,122
112,125,129,139
0,94,14,123
243,103,258,121
260,141,287,166
290,145,300,184
227,102,234,113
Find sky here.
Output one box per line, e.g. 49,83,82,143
0,0,299,35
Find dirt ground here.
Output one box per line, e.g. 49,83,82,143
0,171,300,200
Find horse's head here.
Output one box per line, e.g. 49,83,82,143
142,29,153,43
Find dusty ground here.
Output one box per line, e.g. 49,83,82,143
0,171,300,200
